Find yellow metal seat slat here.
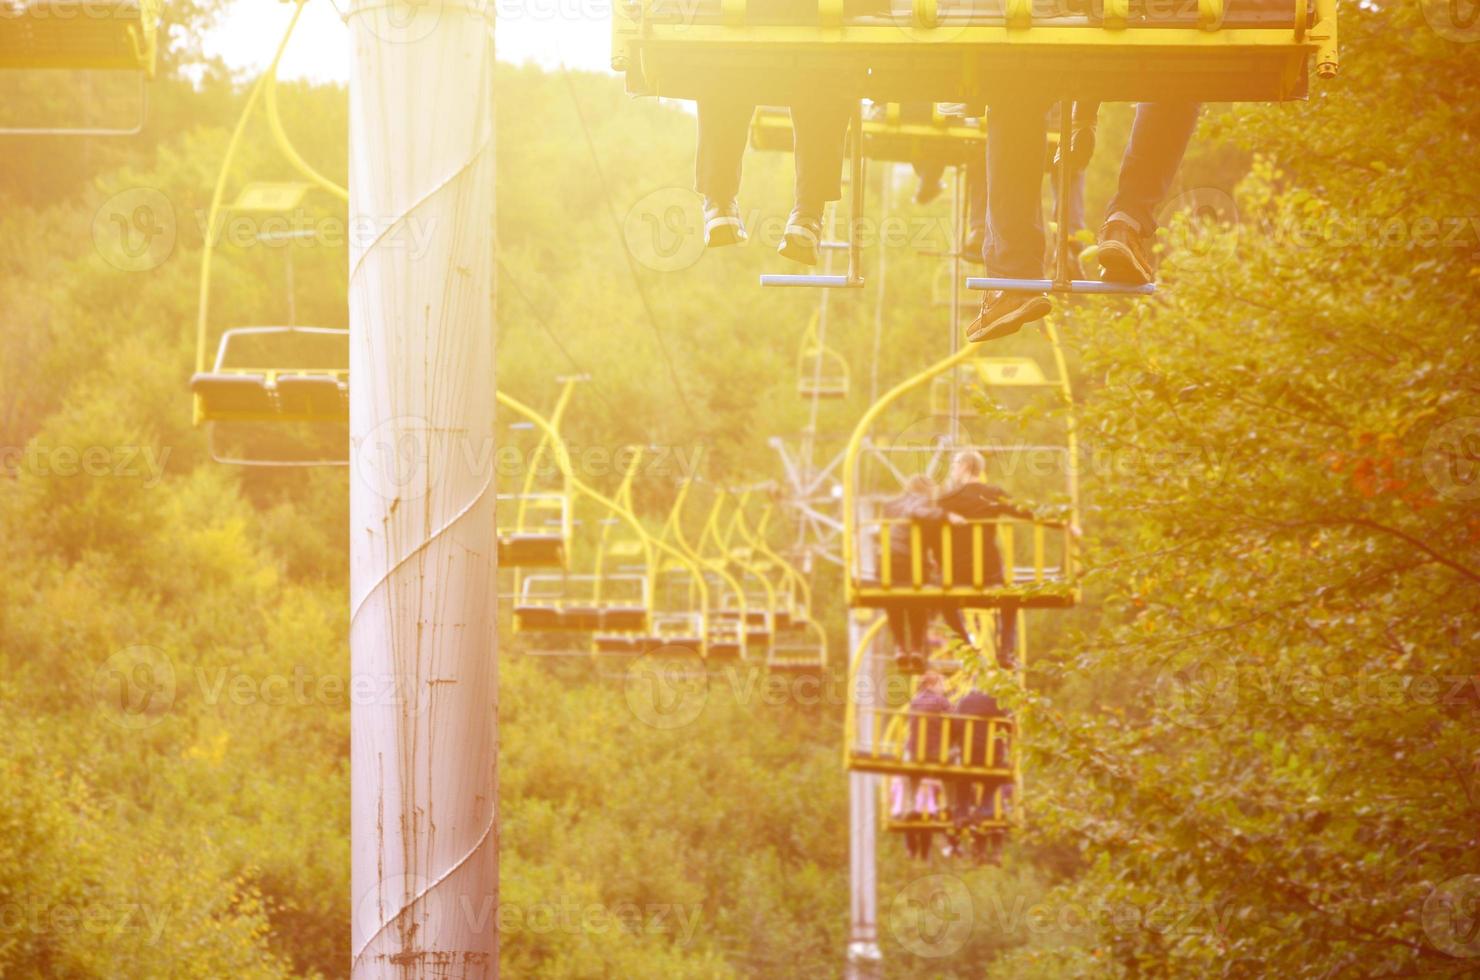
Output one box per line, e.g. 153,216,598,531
0,1,159,74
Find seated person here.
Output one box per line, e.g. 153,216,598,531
948,684,1011,829
903,669,952,769
695,95,854,265
934,450,1032,670
881,474,944,671
970,100,1201,343
890,776,944,861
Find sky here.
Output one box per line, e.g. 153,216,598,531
205,1,615,82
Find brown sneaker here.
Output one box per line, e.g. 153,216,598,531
1097,217,1154,285
965,290,1051,344
703,198,747,248
778,209,822,266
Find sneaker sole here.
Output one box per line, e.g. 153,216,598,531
1096,240,1152,285
704,218,746,248
777,235,819,266
965,295,1051,344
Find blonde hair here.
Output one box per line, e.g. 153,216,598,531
951,450,986,479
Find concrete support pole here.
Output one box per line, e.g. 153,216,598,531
348,3,498,977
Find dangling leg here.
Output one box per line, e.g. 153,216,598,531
996,600,1019,671
694,97,755,247
1098,102,1201,285
967,98,1054,344
781,96,854,266
963,150,987,264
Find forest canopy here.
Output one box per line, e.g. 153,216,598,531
0,0,1477,977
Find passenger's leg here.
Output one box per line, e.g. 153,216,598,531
941,605,972,646
885,603,910,651
982,99,1051,279
1099,102,1201,284
781,97,854,265
913,155,946,205
996,600,1019,671
907,607,929,658
694,97,756,247
963,151,987,262
967,99,1054,344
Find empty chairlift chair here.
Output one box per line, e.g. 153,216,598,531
513,574,651,633
0,0,162,135
797,311,850,400
191,183,352,466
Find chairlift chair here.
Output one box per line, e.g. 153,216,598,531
0,0,162,136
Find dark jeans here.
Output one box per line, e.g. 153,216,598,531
941,602,1018,670
886,603,928,654
968,153,1083,249
981,101,1200,276
952,777,1012,826
694,97,853,214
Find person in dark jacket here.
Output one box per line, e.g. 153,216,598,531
881,475,943,672
948,686,1012,831
935,450,1032,669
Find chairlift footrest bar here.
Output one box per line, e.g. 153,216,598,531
965,276,1156,296
761,274,866,288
